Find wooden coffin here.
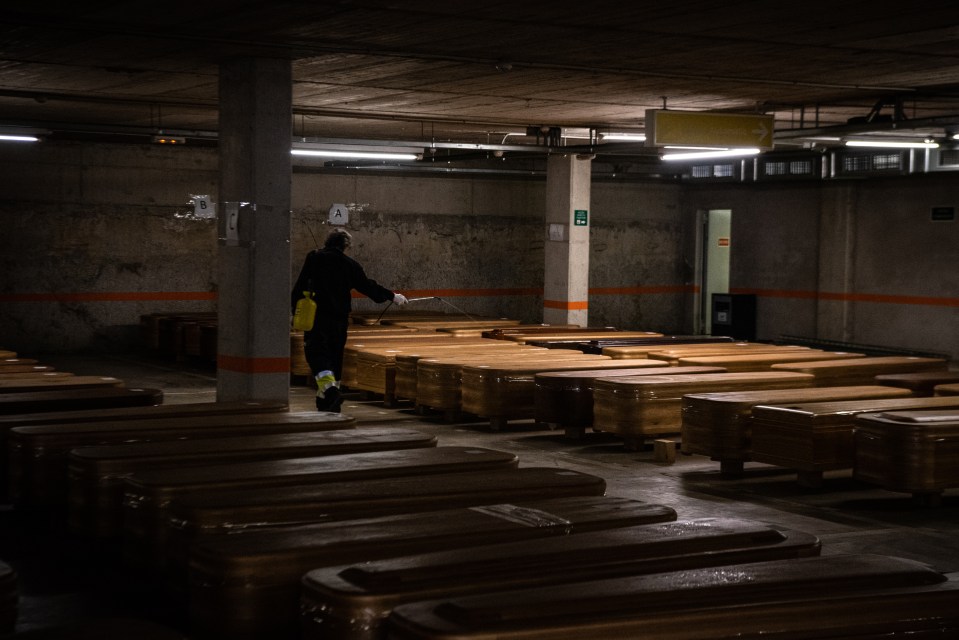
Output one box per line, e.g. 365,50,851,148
164,467,607,577
393,346,546,402
0,365,58,375
498,330,662,345
603,342,809,362
460,358,669,430
526,335,734,355
0,350,15,359
749,396,959,487
591,372,815,449
875,371,959,396
0,386,162,415
0,559,16,634
353,340,536,405
301,517,820,640
341,335,473,387
855,409,959,504
0,400,286,499
534,366,725,436
8,411,354,511
937,383,959,396
386,554,959,640
770,356,948,387
123,446,519,572
188,496,677,640
0,375,124,393
0,358,38,367
676,350,864,372
0,399,287,430
67,426,437,538
680,385,915,477
414,352,618,419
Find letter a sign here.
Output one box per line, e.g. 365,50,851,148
328,203,350,226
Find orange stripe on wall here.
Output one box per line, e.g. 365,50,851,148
0,291,217,302
217,354,291,374
353,287,542,299
732,287,959,308
543,299,589,310
590,285,694,295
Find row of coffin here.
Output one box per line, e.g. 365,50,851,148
4,342,959,639
3,387,959,640
336,329,959,499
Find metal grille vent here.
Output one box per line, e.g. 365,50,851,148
838,151,903,175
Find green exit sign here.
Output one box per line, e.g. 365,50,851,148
574,209,588,226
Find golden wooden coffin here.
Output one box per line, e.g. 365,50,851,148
342,335,473,388
393,345,545,402
8,411,354,512
0,399,286,503
0,387,162,416
855,409,959,504
461,358,671,430
386,554,959,640
771,356,948,387
497,330,661,345
937,383,959,396
0,399,287,430
0,350,16,359
875,371,959,396
188,496,676,640
67,426,436,538
0,375,124,393
165,467,607,581
352,340,531,404
0,365,58,375
680,385,914,477
677,350,864,372
414,351,607,418
0,358,38,366
749,396,959,487
534,366,725,434
122,446,519,572
604,342,809,362
591,372,815,448
302,517,820,640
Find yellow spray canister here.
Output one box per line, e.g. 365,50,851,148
292,291,317,331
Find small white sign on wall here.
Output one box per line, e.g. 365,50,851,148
193,195,216,219
329,203,350,225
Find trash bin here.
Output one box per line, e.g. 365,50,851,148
711,293,756,341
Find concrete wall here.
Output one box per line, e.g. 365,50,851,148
0,142,690,354
2,140,954,361
686,173,959,360
0,142,220,353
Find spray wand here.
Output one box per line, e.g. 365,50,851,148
375,295,476,324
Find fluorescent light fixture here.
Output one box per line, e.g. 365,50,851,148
0,134,39,142
291,149,419,161
845,140,939,149
662,148,760,161
601,133,647,141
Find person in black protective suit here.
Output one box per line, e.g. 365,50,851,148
291,228,408,412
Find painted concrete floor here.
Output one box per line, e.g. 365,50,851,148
4,353,959,636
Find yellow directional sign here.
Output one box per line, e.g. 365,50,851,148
645,109,775,149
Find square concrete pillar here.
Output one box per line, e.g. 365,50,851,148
216,56,292,403
544,153,592,326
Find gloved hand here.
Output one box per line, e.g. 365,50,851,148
393,293,409,305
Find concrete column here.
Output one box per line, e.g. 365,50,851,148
816,184,858,342
543,154,592,326
216,56,292,402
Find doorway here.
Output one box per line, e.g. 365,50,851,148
694,209,732,335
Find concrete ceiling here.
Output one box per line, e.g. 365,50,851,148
3,1,959,161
